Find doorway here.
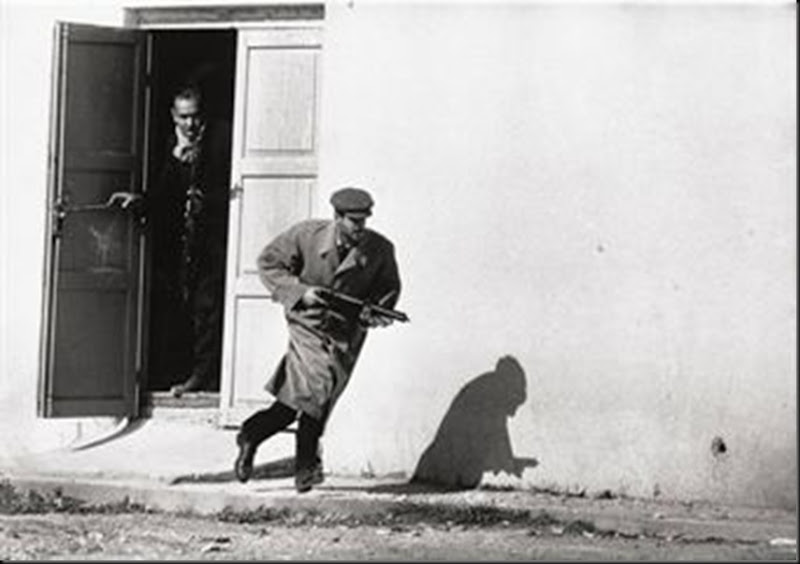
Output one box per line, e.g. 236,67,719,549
144,30,236,404
41,18,322,420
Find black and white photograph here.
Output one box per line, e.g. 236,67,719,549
0,0,796,559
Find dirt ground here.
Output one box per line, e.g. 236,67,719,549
0,478,795,560
1,511,795,561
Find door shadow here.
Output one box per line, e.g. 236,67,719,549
410,355,538,489
70,418,149,451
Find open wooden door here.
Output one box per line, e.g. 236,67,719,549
220,27,323,425
40,23,147,417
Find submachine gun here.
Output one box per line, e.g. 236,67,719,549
318,289,410,323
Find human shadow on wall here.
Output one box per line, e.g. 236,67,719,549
409,355,538,490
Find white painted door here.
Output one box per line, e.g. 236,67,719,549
220,27,323,425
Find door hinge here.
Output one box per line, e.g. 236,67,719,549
52,196,68,238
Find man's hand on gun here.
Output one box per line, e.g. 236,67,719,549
300,287,329,308
359,305,395,328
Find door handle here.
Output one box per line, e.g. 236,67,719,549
57,192,142,213
52,192,142,237
107,191,143,210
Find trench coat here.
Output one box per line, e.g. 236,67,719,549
257,219,402,423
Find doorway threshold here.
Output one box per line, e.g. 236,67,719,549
148,391,220,409
141,392,222,426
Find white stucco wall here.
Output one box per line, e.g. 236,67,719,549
0,0,795,509
315,2,796,508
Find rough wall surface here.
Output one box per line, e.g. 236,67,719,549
316,2,796,509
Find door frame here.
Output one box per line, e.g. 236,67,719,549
126,4,324,418
38,23,66,416
124,4,324,28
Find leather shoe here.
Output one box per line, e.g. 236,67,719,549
295,461,324,493
234,434,256,483
170,374,205,398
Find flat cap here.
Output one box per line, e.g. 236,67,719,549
330,187,374,216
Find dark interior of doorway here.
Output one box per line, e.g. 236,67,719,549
144,29,235,406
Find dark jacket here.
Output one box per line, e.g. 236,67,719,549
149,119,232,288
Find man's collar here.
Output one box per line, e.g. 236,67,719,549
319,220,338,257
319,221,367,270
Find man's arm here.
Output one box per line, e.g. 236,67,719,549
109,137,179,221
256,225,312,312
370,241,402,308
360,241,403,327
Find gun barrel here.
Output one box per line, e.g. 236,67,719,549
322,289,410,322
370,304,410,323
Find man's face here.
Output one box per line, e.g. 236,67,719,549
336,212,369,247
171,96,204,140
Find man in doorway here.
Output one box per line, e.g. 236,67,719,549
234,187,402,493
149,84,231,397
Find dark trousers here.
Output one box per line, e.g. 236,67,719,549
239,401,323,471
149,253,225,389
189,267,224,384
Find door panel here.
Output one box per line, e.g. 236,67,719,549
65,42,138,152
59,174,133,273
53,292,129,398
41,23,147,417
232,300,287,405
238,178,315,280
244,49,318,152
220,27,322,425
